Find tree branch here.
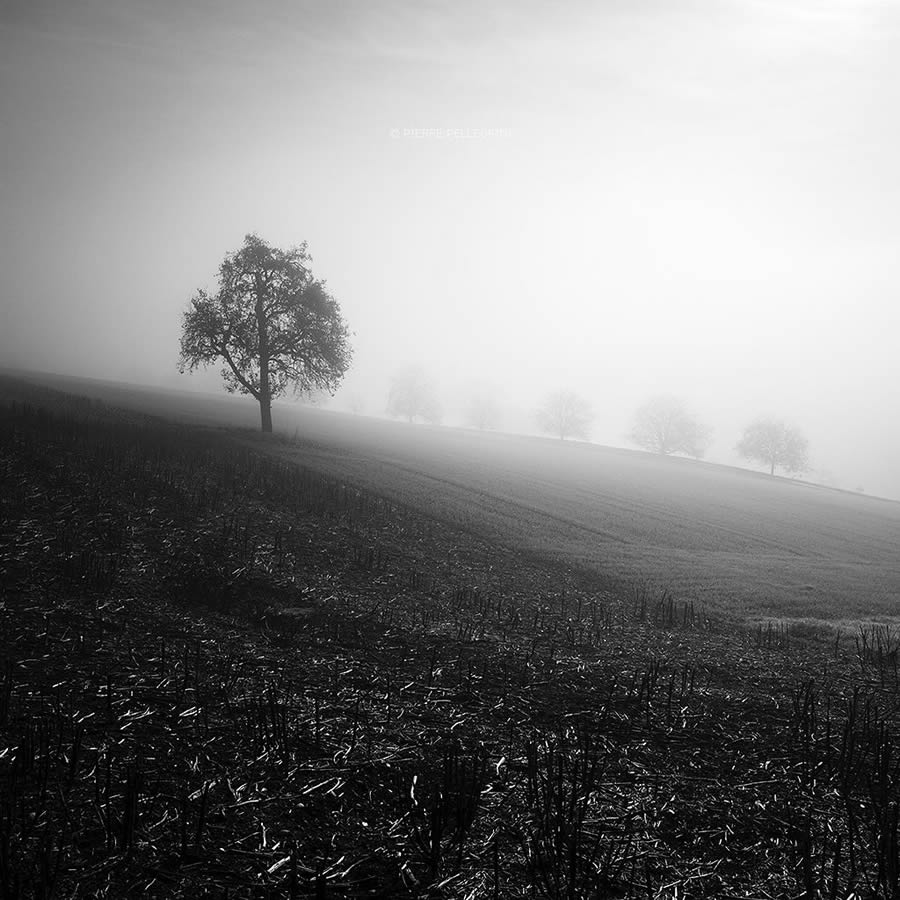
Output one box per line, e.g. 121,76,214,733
221,342,260,399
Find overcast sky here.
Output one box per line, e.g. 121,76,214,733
2,0,899,496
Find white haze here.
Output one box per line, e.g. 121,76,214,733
1,0,898,496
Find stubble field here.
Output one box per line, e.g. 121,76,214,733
3,371,900,898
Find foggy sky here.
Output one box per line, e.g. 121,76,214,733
2,0,899,497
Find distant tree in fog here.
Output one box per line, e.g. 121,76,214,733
346,392,366,415
536,390,591,441
179,234,352,432
736,418,809,476
387,366,443,424
629,395,711,458
466,385,501,431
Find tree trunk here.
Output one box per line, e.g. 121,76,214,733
256,284,273,433
260,398,273,433
770,459,775,475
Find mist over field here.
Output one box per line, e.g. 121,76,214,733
2,0,899,496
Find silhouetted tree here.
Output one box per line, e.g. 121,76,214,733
736,418,809,475
179,234,351,432
536,390,591,441
629,395,711,458
387,365,442,424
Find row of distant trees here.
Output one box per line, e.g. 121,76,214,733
385,369,809,477
534,392,809,476
536,391,809,476
534,390,808,475
385,366,501,431
175,236,808,480
533,390,808,476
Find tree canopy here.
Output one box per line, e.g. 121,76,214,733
629,395,711,458
179,234,351,432
536,390,591,441
736,418,809,476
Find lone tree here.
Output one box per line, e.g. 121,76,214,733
179,234,351,432
387,365,442,424
629,395,711,458
536,389,591,441
736,418,809,476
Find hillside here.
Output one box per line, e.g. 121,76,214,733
4,374,900,897
13,370,900,624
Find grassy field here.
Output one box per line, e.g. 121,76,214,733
6,373,900,897
15,369,900,624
